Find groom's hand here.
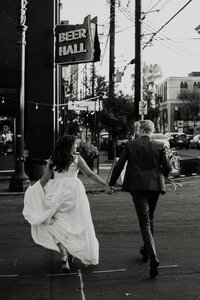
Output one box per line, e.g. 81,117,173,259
109,186,115,194
104,185,115,194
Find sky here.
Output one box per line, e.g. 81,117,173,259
60,0,200,95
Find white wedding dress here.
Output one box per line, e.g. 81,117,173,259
23,155,99,266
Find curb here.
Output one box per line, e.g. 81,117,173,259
0,176,199,196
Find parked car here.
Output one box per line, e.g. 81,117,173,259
165,132,178,140
151,133,170,148
168,133,189,149
100,132,109,151
186,134,194,142
165,132,183,141
186,134,194,147
190,134,200,149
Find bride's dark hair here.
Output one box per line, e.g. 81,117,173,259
51,135,76,172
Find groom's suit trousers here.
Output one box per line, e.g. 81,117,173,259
130,190,159,258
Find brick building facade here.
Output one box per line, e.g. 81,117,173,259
0,0,60,175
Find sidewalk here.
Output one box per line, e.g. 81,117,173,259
1,150,200,196
0,165,111,195
0,152,112,195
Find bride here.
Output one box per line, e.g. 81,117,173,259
23,135,110,273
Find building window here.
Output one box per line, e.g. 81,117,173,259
180,81,188,89
164,82,167,102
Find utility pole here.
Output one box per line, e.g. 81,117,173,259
91,62,95,97
109,0,115,105
108,0,116,160
9,0,30,191
91,62,99,174
135,0,142,121
91,62,97,140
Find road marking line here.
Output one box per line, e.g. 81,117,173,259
0,273,78,278
92,268,126,274
0,266,178,279
0,269,126,278
78,269,86,300
159,265,178,269
46,272,78,277
0,274,18,278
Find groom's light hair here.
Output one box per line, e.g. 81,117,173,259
138,120,154,134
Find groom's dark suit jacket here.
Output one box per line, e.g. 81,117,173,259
109,135,171,194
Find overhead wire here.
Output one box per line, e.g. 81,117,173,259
153,35,200,62
142,0,194,49
148,0,172,24
99,0,199,77
100,2,135,66
142,19,200,59
123,0,200,59
99,22,111,65
142,0,162,20
117,5,135,23
113,2,200,65
115,24,135,34
118,1,200,60
98,15,111,41
148,0,163,13
145,0,154,11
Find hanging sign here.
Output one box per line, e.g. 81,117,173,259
68,100,102,111
55,16,100,64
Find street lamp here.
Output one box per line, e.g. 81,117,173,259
174,105,178,131
9,0,30,191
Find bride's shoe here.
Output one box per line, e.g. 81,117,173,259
61,255,70,273
57,243,71,273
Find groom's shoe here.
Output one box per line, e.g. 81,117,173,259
140,246,148,263
150,256,159,279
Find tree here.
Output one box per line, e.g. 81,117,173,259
96,75,109,97
79,74,109,142
142,63,162,121
101,90,135,138
79,75,135,141
177,89,200,121
65,110,80,136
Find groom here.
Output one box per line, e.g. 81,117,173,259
109,120,171,278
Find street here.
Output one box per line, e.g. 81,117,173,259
0,175,200,299
1,1,200,299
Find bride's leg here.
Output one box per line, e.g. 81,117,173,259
57,243,70,273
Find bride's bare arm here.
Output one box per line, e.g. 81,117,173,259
40,159,53,187
78,155,110,190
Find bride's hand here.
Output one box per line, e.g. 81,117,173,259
104,184,115,194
